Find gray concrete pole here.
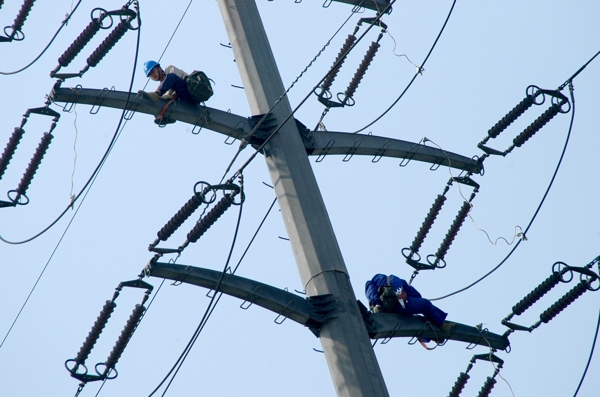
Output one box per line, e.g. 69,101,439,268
217,1,389,396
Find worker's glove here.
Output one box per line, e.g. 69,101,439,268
138,90,160,103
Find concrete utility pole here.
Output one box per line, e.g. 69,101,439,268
217,1,389,395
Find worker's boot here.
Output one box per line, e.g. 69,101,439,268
138,90,160,103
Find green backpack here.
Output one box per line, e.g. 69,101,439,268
185,71,214,103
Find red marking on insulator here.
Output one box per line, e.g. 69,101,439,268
512,103,561,148
86,19,129,68
74,300,116,366
187,194,234,243
58,19,102,68
512,272,562,316
409,194,446,254
321,34,356,93
476,377,496,397
344,41,380,99
540,280,589,324
10,0,35,33
488,95,535,138
104,304,145,371
157,194,203,242
0,127,25,181
448,372,470,397
15,132,52,196
434,201,470,261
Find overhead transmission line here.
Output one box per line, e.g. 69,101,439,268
430,47,600,301
0,1,143,350
430,83,576,301
353,0,457,133
147,197,245,397
223,0,396,184
219,0,367,181
573,305,600,397
0,0,85,75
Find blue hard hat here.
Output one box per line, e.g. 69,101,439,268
144,60,160,77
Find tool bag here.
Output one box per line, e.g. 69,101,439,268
185,71,214,103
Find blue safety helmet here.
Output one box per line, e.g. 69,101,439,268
144,60,160,77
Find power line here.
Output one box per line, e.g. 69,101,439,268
573,304,600,397
353,0,457,133
0,3,143,349
0,0,84,75
430,81,577,302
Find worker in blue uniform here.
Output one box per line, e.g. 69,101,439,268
139,60,197,104
365,274,448,328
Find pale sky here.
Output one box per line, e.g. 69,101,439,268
1,1,599,396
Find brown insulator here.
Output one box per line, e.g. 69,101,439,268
58,18,102,68
321,34,356,93
344,41,380,99
475,377,497,397
540,280,589,324
74,300,116,366
10,0,35,34
447,372,470,397
488,95,535,138
86,19,129,68
0,127,25,181
513,103,561,148
15,132,53,196
157,194,203,242
104,304,145,371
434,201,471,262
187,194,234,243
512,271,562,316
409,194,447,254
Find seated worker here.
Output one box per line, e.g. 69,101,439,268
139,60,197,104
365,274,448,328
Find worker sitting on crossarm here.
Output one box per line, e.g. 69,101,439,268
139,60,196,104
365,273,449,328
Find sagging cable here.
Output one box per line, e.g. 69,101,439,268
1,105,60,208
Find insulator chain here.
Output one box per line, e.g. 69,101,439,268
0,127,25,181
66,279,152,384
339,38,381,105
447,353,503,397
503,261,599,336
186,193,235,245
73,300,117,370
102,304,145,373
476,377,497,397
15,132,52,196
509,269,565,318
447,372,470,397
539,280,588,324
487,95,536,140
1,0,35,42
155,193,204,244
55,18,103,72
148,182,241,254
403,178,478,277
509,103,562,151
428,198,473,268
51,5,137,79
320,34,356,96
410,193,447,255
478,86,569,160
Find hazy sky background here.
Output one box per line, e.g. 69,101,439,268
1,1,599,396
